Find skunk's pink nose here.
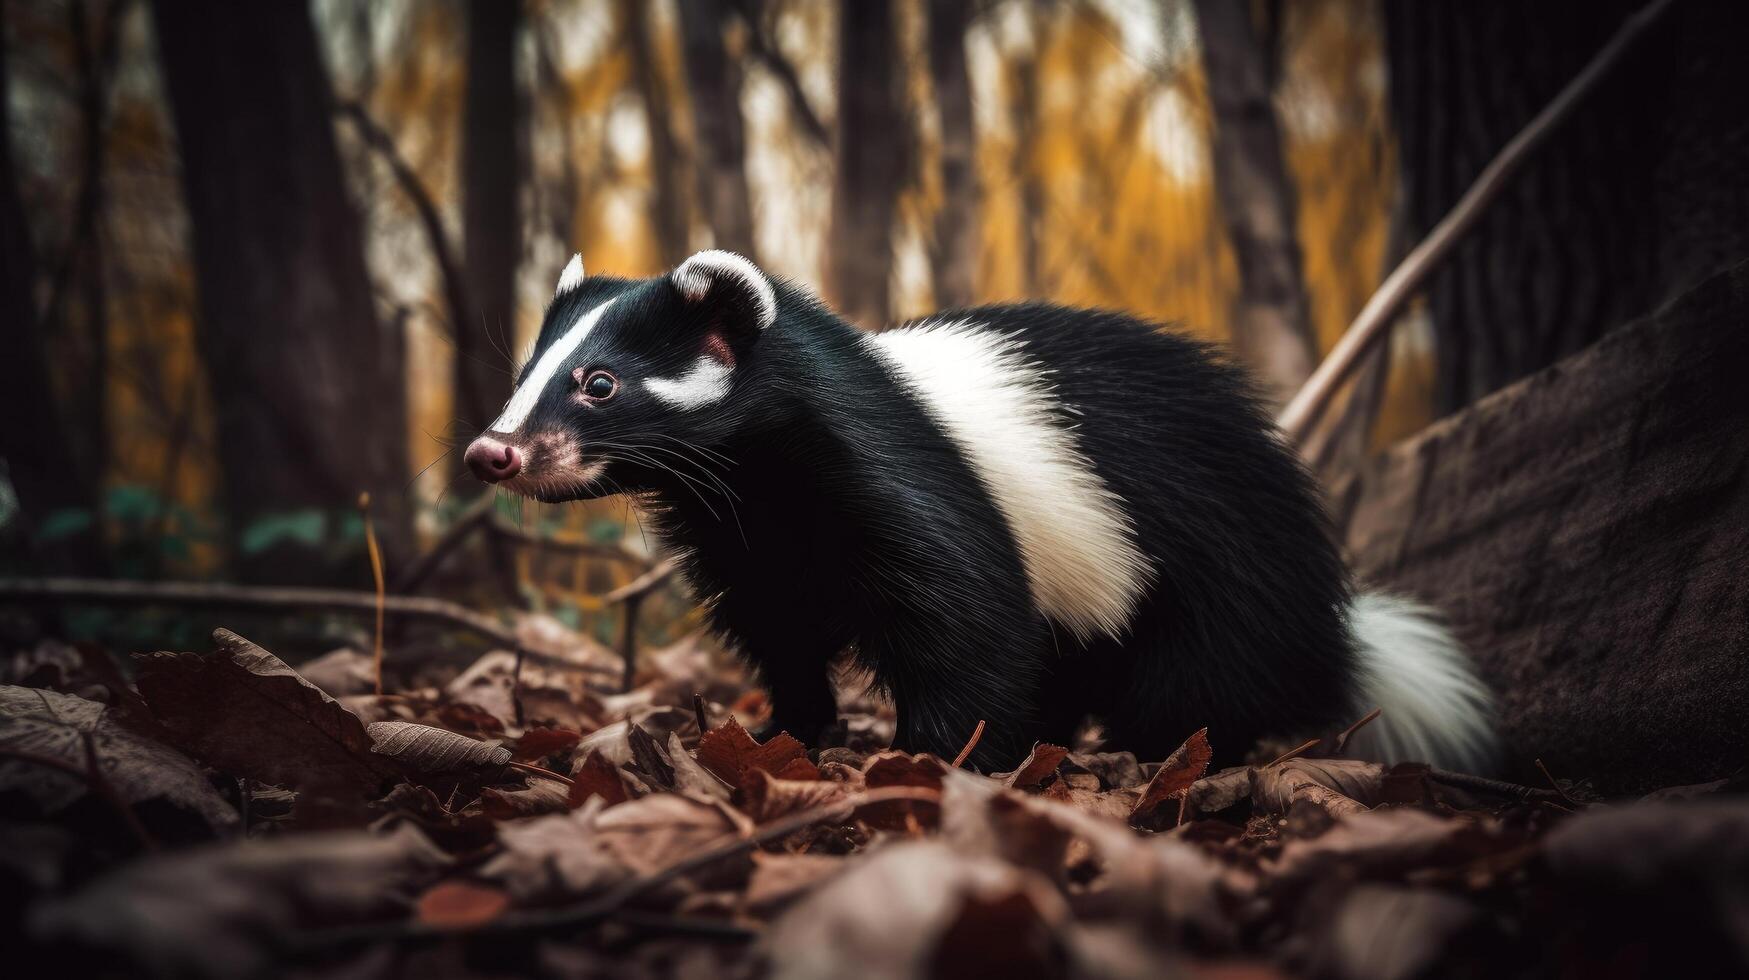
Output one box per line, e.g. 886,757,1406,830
465,436,522,483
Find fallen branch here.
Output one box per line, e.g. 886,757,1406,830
0,577,613,676
1425,768,1566,803
393,494,655,595
607,559,680,692
1277,0,1677,444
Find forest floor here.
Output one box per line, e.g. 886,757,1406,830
3,612,1746,979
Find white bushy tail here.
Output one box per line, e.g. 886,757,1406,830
1343,592,1498,773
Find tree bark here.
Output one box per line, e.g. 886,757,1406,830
152,0,409,583
678,0,757,260
829,0,905,328
623,0,691,267
927,0,976,309
1339,260,1749,794
1193,0,1317,407
459,0,521,431
1382,0,1749,417
0,7,104,571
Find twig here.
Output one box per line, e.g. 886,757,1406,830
359,494,387,695
602,558,679,604
1277,0,1678,443
1266,737,1322,767
951,719,987,768
0,577,615,677
1425,768,1565,802
391,494,495,594
1329,707,1383,755
507,760,573,787
1535,758,1579,806
693,692,709,735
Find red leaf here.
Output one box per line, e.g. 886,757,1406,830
568,749,629,809
512,726,582,763
416,880,509,930
1130,728,1212,823
694,716,817,792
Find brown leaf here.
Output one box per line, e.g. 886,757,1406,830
366,721,511,774
694,716,816,792
592,792,753,880
568,748,630,809
32,824,448,977
1130,727,1212,823
416,880,510,930
512,726,582,763
762,840,1067,978
1269,808,1477,888
996,742,1069,789
479,801,632,902
743,851,847,915
1251,758,1385,817
742,768,850,823
0,686,237,834
134,629,395,792
665,731,732,800
480,779,572,819
1185,766,1254,817
861,750,949,790
1042,781,1142,823
627,723,676,789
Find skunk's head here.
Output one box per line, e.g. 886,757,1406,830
464,249,778,502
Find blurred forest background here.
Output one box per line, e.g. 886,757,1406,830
3,0,1743,660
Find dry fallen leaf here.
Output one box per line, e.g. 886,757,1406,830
133,629,397,793
416,880,511,930
367,721,512,774
694,716,818,791
996,742,1070,790
742,767,851,823
568,748,632,808
512,726,582,763
1130,728,1212,824
0,685,238,835
1251,758,1386,817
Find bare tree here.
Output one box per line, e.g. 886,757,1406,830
1193,0,1317,406
0,7,103,571
458,0,521,431
678,0,757,260
927,0,977,308
152,0,410,582
623,0,691,267
830,0,905,328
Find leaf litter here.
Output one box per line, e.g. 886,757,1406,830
3,620,1746,978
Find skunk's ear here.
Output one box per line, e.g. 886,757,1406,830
670,250,777,337
554,253,585,297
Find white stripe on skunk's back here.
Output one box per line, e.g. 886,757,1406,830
865,320,1152,642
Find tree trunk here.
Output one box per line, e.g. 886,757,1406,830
1193,0,1317,407
152,0,409,583
1382,0,1749,417
0,7,104,572
459,0,520,431
1337,260,1749,795
624,0,691,267
829,0,904,328
927,0,976,309
678,0,757,260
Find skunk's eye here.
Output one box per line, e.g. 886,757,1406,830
582,370,618,400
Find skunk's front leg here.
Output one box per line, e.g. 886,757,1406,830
750,652,837,747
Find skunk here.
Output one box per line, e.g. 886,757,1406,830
465,250,1496,772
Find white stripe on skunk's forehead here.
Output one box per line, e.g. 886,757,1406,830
865,320,1153,642
491,297,618,433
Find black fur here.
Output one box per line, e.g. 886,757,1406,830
483,266,1357,770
